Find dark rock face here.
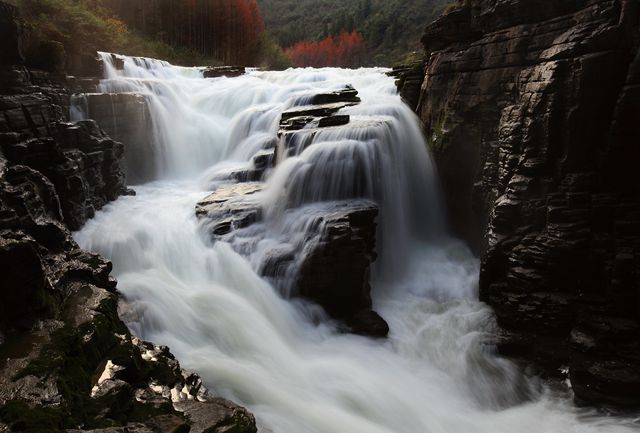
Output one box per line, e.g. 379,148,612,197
418,0,640,407
0,151,256,432
296,201,388,338
196,185,386,337
77,93,155,184
0,2,23,66
0,89,128,230
196,182,264,237
387,62,425,111
0,4,257,431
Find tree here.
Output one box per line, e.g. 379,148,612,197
285,31,367,68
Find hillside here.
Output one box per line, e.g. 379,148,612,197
7,0,290,74
256,0,450,65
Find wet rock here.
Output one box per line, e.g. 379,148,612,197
308,86,360,105
0,5,256,429
202,66,245,78
295,200,386,337
76,92,155,184
388,62,424,111
195,186,387,336
345,309,389,339
1,119,128,230
195,84,388,337
0,70,128,230
174,399,257,433
196,183,264,237
419,0,640,408
280,101,358,122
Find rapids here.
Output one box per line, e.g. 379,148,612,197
74,54,638,433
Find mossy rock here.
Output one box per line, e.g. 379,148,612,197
9,292,184,430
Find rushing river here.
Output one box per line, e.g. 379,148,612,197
74,54,637,433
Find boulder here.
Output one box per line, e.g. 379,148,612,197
295,201,387,337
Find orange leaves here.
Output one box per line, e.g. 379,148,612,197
285,31,367,68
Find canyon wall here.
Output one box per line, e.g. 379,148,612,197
418,0,640,407
0,3,257,431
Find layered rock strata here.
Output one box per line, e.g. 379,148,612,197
417,0,640,407
0,3,258,431
74,93,155,184
387,62,425,111
196,88,389,337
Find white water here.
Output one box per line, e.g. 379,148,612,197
74,54,637,433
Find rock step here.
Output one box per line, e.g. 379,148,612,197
196,182,264,237
202,65,245,78
280,101,358,122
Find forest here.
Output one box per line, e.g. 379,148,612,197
285,31,367,68
8,0,450,71
8,0,289,71
96,0,265,65
257,0,450,65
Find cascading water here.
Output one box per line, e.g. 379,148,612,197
74,54,637,433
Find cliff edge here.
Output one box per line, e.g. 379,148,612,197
418,0,640,408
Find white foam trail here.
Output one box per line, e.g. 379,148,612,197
75,56,637,433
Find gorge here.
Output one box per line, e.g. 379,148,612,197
0,1,639,433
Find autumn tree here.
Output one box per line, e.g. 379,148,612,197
99,0,266,65
285,31,366,68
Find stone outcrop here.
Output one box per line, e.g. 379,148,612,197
295,201,388,338
387,62,425,111
0,139,255,433
202,66,245,78
417,0,640,408
75,93,155,184
196,87,389,337
0,3,257,431
0,90,129,230
196,183,386,337
196,182,264,237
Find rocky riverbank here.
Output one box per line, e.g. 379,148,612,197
0,3,257,432
413,0,640,409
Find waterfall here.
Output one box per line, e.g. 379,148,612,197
74,54,636,433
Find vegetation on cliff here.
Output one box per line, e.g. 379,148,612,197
257,0,449,65
7,0,290,72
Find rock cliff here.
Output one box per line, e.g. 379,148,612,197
0,3,257,431
417,0,640,408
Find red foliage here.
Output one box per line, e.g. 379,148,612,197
285,31,367,68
